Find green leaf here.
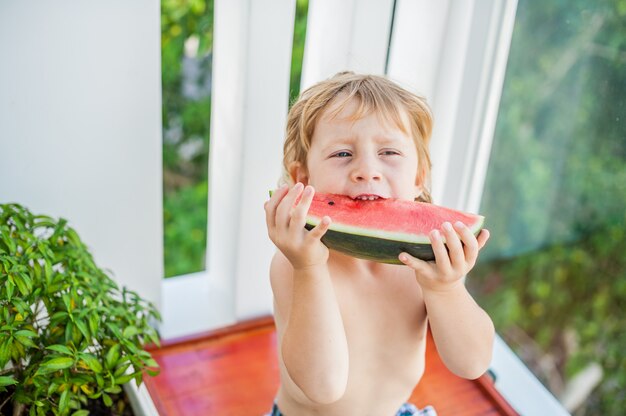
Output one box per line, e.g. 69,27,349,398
144,358,159,369
114,373,135,385
46,344,73,355
0,375,18,387
147,331,161,348
145,367,159,377
105,343,121,370
0,339,13,367
50,311,69,324
44,260,53,285
12,272,30,296
133,372,143,385
13,329,38,348
104,385,122,394
114,362,131,378
75,319,90,340
72,411,89,416
77,353,102,373
39,356,74,373
32,260,42,280
1,234,16,253
12,298,31,316
15,334,37,349
5,279,14,301
64,322,73,343
62,294,72,313
47,381,59,396
13,273,33,296
95,374,104,388
14,329,38,338
122,325,139,339
106,323,123,339
137,350,152,360
10,339,25,361
59,389,70,413
102,393,113,407
122,340,139,355
88,313,99,336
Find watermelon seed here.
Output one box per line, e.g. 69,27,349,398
328,201,335,205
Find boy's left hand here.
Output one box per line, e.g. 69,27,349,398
398,221,490,292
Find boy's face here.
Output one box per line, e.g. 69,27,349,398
294,97,421,201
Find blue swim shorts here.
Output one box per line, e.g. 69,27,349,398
267,402,437,416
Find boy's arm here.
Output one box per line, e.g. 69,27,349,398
271,252,349,404
400,221,495,379
266,184,349,404
422,282,494,379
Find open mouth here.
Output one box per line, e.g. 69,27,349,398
352,194,385,201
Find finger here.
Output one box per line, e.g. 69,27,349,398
290,185,314,231
399,251,431,275
454,221,479,262
430,229,451,271
307,215,332,241
476,229,490,250
442,222,464,269
275,183,304,228
265,184,288,229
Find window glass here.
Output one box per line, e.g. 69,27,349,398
469,1,626,414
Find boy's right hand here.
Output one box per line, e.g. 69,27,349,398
264,183,332,270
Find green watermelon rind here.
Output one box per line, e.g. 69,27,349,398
305,215,485,264
306,215,484,244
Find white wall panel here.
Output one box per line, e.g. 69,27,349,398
0,1,162,307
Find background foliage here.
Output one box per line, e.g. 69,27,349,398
468,0,626,414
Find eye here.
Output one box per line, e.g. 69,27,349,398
380,149,401,156
332,151,352,158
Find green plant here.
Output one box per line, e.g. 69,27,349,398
0,203,160,416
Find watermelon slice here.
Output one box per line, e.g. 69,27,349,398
304,192,485,264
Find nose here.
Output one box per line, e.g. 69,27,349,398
350,156,381,182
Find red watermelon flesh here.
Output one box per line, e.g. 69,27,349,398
304,192,484,263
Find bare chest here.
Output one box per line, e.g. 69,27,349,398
332,264,428,378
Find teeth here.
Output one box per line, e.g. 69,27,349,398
356,195,379,200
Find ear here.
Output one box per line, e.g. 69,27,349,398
414,169,425,199
414,184,423,201
288,161,309,186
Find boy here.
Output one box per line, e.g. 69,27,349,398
264,72,494,415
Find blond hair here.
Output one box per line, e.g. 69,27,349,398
283,71,433,203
